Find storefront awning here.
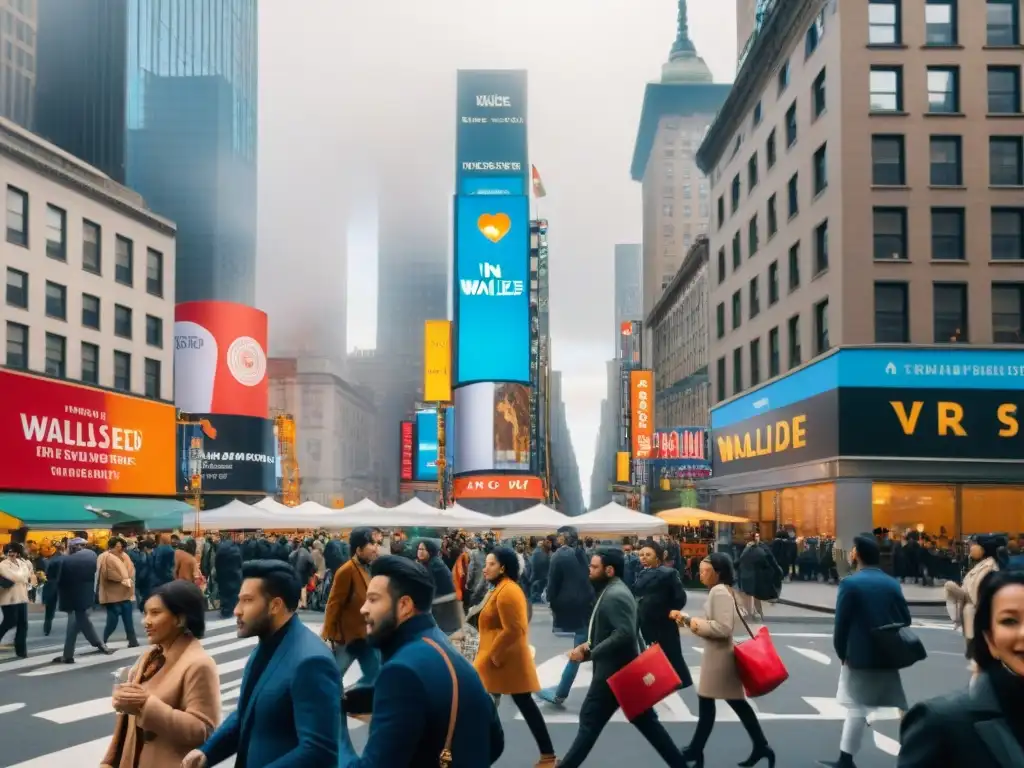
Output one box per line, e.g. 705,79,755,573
0,494,192,531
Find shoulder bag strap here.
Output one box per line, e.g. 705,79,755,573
728,587,756,640
423,637,459,768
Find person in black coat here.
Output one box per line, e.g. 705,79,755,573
53,538,113,663
41,545,64,636
770,530,792,580
414,539,463,634
324,538,345,575
897,569,1024,768
529,540,550,603
737,533,784,620
214,537,243,618
150,533,175,588
128,539,153,610
632,540,693,691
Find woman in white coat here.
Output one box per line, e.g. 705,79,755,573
0,543,36,658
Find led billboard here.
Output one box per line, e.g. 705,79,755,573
454,194,530,385
456,70,528,196
453,382,531,475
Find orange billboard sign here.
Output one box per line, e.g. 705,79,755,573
630,369,654,459
453,474,545,500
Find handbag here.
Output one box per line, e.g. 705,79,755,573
868,623,927,670
607,641,682,721
423,638,459,768
730,591,789,697
0,576,13,590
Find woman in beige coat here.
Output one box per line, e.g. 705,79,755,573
0,543,35,658
944,533,1008,661
102,580,220,768
672,553,774,768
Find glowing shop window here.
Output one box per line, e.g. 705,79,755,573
962,487,1024,538
872,483,955,540
779,483,836,539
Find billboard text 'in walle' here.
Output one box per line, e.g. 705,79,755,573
454,195,530,385
630,370,654,459
0,370,177,495
423,320,452,403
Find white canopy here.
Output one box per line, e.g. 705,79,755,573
183,499,278,532
572,502,668,535
490,504,572,534
381,498,495,530
253,497,293,515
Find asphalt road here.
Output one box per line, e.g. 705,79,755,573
0,600,970,767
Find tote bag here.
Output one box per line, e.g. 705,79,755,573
731,591,789,697
607,630,682,721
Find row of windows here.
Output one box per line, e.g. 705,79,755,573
715,299,831,400
872,133,1024,187
874,281,1024,343
5,267,165,346
5,186,166,298
871,206,1024,261
868,0,1021,48
870,64,1022,117
5,321,163,398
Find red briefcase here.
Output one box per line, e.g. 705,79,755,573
607,643,682,721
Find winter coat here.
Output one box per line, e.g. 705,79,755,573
737,541,784,601
57,548,99,613
419,540,464,634
688,584,745,699
474,579,539,695
633,565,692,689
213,541,243,594
0,557,33,605
97,550,135,604
546,544,594,632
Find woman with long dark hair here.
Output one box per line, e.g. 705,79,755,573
633,539,692,690
945,533,1008,660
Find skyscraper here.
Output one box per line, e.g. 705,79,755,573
33,0,258,305
0,0,38,128
614,243,642,341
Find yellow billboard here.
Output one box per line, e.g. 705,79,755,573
616,451,630,483
424,320,452,402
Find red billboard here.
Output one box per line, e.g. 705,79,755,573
453,474,545,500
0,370,177,495
174,301,268,418
400,421,414,481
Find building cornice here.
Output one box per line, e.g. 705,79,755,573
646,235,709,328
695,0,821,173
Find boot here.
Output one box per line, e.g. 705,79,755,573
816,753,856,768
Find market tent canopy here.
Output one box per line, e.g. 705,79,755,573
181,499,278,532
572,502,668,535
0,493,193,531
253,497,294,515
656,508,749,526
490,504,572,534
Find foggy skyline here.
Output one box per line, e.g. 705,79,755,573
256,1,738,503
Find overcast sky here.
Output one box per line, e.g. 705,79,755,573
257,0,737,504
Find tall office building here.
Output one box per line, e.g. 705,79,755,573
0,0,37,128
736,0,759,61
614,243,642,341
33,0,258,305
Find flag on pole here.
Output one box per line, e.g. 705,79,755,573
531,165,547,198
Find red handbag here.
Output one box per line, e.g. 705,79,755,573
607,642,682,721
731,593,789,697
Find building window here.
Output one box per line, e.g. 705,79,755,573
46,205,66,261
6,186,27,246
768,327,781,378
992,283,1024,342
767,194,778,237
716,303,726,338
115,236,133,286
146,248,164,297
788,242,801,291
145,314,163,347
990,136,1024,185
778,58,791,94
6,267,27,308
82,293,100,330
875,282,910,342
732,290,742,330
934,283,968,342
870,67,903,111
749,215,759,256
717,196,725,229
731,174,741,213
785,102,798,147
814,220,829,274
925,0,958,44
788,314,802,369
927,67,960,113
45,333,66,378
83,220,101,274
988,66,1021,114
872,135,906,185
145,358,161,399
768,261,780,305
874,207,909,260
787,173,799,218
733,347,743,395
812,68,827,117
932,208,966,260
114,304,133,339
753,100,763,126
814,299,830,355
767,130,777,168
813,143,828,195
930,135,962,185
869,0,901,44
748,154,759,190
81,342,99,385
716,357,727,402
6,322,27,369
113,351,131,391
992,208,1024,260
806,11,825,57
45,281,66,320
750,276,761,318
750,338,762,386
717,247,726,283
732,232,742,269
987,0,1020,45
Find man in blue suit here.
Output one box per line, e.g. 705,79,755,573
339,555,504,767
182,560,340,768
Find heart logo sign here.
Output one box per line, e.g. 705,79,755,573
477,213,511,243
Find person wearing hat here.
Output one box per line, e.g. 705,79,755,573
322,527,381,688
944,533,1009,661
53,537,114,664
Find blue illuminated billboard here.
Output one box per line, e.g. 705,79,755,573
461,176,525,197
415,407,455,481
454,195,530,385
456,70,528,193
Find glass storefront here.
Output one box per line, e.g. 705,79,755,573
872,483,956,543
963,486,1024,538
714,483,837,539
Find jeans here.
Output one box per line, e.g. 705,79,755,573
63,608,104,660
537,627,588,702
334,639,381,687
102,600,138,645
0,603,28,657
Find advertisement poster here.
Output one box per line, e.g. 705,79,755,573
174,301,269,419
423,320,453,403
620,321,642,365
630,370,654,459
654,428,708,461
400,421,414,481
453,474,544,500
455,69,529,195
494,382,531,471
454,194,530,385
415,410,439,481
176,415,276,494
0,369,176,495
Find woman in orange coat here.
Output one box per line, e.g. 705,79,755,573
474,546,556,767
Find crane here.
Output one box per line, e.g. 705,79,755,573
274,413,300,506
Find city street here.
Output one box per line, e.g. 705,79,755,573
0,603,968,767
